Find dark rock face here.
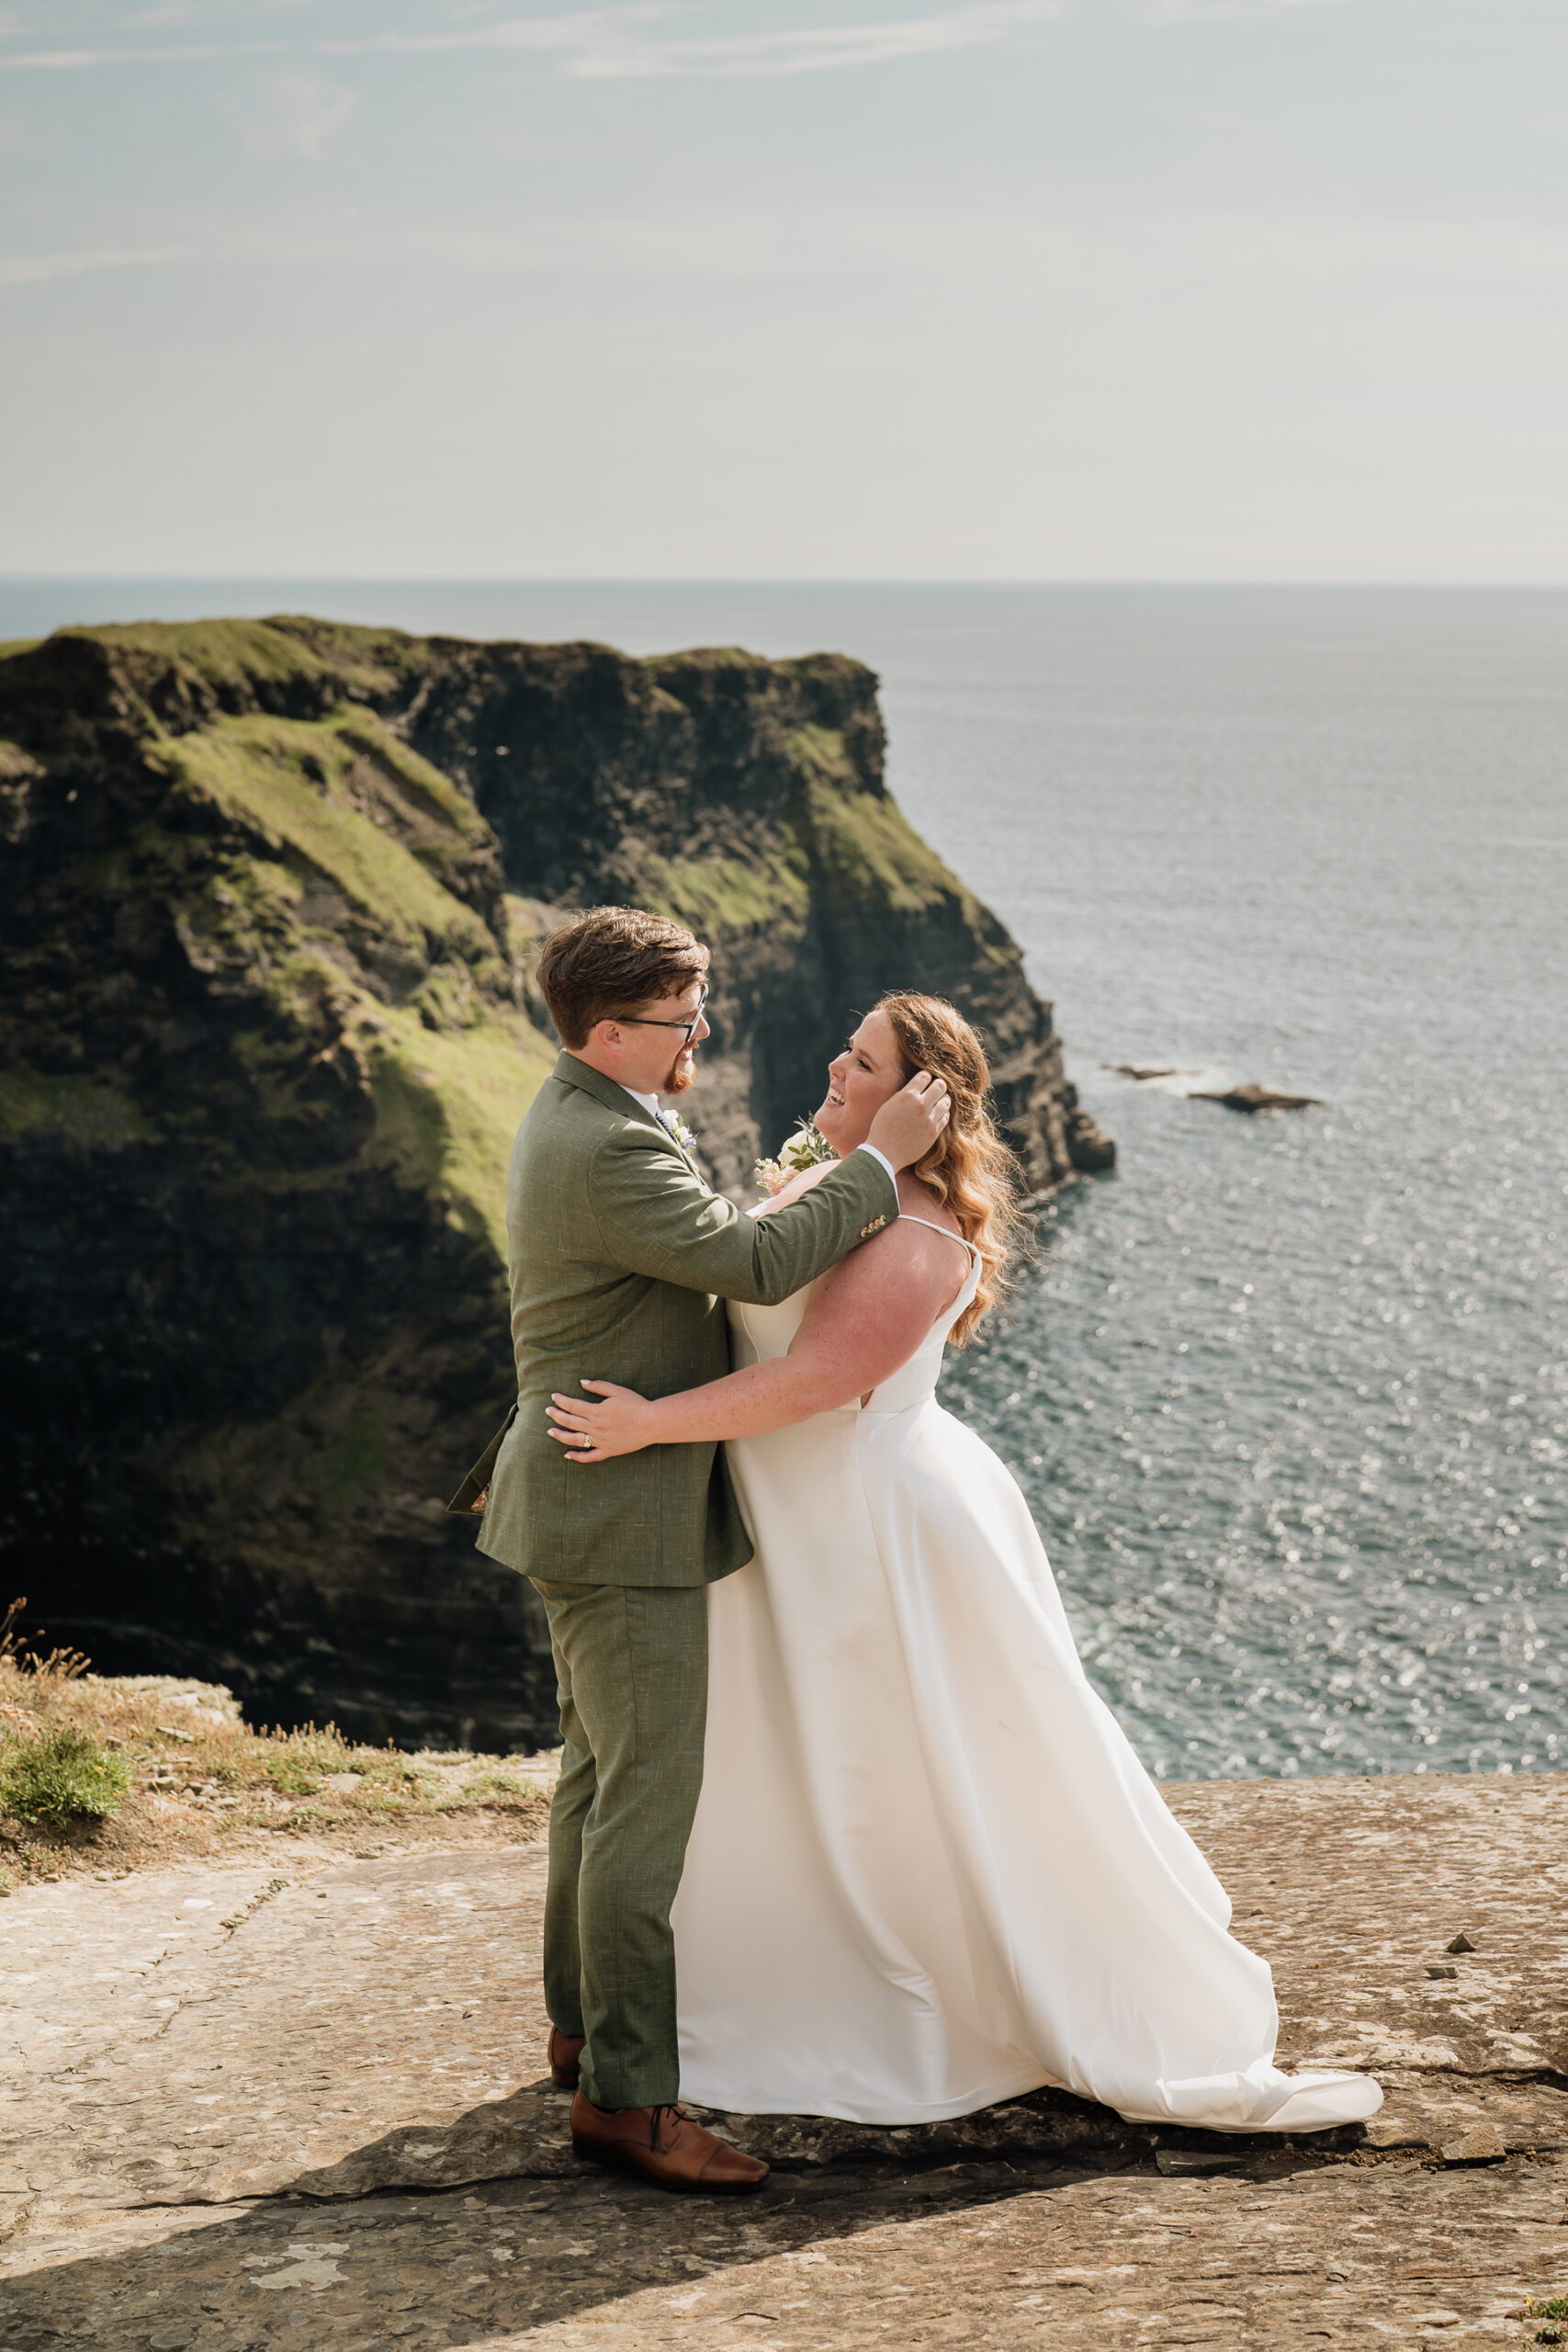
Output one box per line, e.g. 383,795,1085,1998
392,630,1105,1195
0,617,1109,1748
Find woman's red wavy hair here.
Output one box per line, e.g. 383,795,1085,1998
875,991,1028,1346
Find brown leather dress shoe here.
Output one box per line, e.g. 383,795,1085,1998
570,2092,769,2193
547,2026,585,2089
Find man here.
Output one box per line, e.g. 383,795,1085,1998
452,905,949,2192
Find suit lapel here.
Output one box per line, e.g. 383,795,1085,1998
551,1052,705,1181
650,1103,704,1179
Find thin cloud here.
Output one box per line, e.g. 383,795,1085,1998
320,9,697,65
0,0,1358,78
237,68,356,156
0,3,1067,76
0,42,275,66
1137,0,1359,16
0,244,185,283
336,3,1066,77
0,9,656,69
555,2,1066,78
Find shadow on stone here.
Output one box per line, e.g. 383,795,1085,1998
0,2072,1388,2352
286,2075,1377,2203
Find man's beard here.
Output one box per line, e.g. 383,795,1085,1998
662,1048,695,1096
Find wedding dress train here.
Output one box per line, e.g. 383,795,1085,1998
671,1240,1381,2134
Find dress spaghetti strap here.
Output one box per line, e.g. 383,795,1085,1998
897,1213,978,1261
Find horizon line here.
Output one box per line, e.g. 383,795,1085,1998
5,573,1568,594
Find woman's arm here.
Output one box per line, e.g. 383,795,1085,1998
547,1216,966,1463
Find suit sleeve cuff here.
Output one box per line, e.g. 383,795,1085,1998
854,1143,898,1196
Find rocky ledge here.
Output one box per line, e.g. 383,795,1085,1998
0,617,1111,1747
1,1770,1562,2350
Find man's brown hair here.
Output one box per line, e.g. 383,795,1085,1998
536,906,709,1049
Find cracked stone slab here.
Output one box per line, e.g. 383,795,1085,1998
0,1846,553,2228
0,2150,1563,2349
1167,1775,1568,2086
3,1773,1567,2346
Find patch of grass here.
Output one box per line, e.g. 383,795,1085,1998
0,1615,551,1881
435,1769,541,1811
366,1003,554,1255
0,1726,131,1827
330,712,491,845
408,960,482,1034
308,1404,389,1511
789,725,964,917
1529,2299,1568,2321
0,736,45,778
0,1065,152,1148
169,716,498,976
640,851,809,938
73,616,412,708
172,855,307,988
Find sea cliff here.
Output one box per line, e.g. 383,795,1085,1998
0,617,1111,1747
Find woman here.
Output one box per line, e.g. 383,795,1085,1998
547,992,1381,2134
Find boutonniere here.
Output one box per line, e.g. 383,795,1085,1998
668,1110,698,1159
754,1120,837,1197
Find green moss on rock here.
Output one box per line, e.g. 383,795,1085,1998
641,851,811,937
792,727,957,918
79,616,412,709
366,1005,552,1256
169,717,497,977
0,1066,152,1148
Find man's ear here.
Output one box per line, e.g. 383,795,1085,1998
592,1017,624,1056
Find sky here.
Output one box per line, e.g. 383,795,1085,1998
2,0,1566,581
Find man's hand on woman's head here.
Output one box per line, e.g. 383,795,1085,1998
866,1070,951,1172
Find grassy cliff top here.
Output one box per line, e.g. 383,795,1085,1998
0,1623,554,1891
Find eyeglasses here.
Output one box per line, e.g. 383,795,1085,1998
615,987,709,1047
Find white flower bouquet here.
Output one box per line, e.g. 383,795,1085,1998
754,1121,837,1197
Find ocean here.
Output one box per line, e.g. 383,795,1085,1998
6,579,1564,1780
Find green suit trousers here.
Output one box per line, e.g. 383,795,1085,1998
530,1576,709,2111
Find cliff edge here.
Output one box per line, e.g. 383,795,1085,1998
0,617,1111,1746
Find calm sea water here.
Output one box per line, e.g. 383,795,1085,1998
7,580,1565,1778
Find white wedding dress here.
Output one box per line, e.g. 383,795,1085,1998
671,1232,1382,2134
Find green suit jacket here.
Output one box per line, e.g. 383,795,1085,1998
458,1051,898,1589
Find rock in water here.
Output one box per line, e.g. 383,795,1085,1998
0,617,1109,1747
1190,1082,1323,1114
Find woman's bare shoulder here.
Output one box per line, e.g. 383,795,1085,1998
811,1185,966,1329
893,1175,965,1240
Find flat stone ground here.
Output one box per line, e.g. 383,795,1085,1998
3,1773,1566,2350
